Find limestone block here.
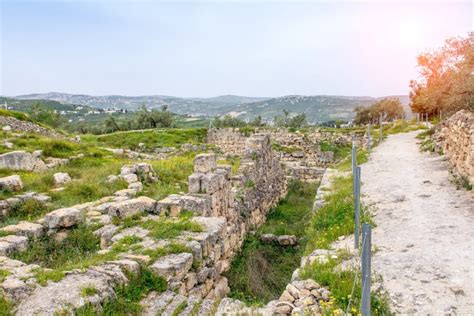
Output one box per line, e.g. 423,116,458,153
1,221,44,238
200,173,222,194
194,153,217,173
44,207,81,229
150,253,193,281
0,151,47,172
188,173,203,193
107,196,156,218
0,175,23,191
0,235,28,255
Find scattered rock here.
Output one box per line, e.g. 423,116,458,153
0,175,23,191
0,151,47,172
44,207,81,229
53,172,71,187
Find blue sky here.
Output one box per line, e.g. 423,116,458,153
0,0,472,97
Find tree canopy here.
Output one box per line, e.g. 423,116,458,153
409,33,473,117
354,98,404,125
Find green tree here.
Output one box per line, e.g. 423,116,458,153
29,103,66,128
354,98,404,125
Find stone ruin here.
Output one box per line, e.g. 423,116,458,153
432,109,474,185
208,127,365,182
0,133,289,315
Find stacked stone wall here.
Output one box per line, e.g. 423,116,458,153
433,110,474,184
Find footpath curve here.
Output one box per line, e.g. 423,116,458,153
361,131,474,314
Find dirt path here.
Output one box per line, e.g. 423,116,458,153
361,131,474,315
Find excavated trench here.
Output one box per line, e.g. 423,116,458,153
224,179,318,305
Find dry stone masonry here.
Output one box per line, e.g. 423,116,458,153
433,109,474,185
0,133,290,314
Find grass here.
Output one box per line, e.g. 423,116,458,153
226,180,317,305
81,286,98,297
305,176,372,250
10,225,101,270
0,269,10,283
0,109,32,122
0,294,13,316
141,216,203,240
81,128,207,151
271,143,299,154
335,149,368,172
319,140,351,161
75,266,167,316
300,254,391,315
142,152,196,201
172,301,188,316
217,155,241,175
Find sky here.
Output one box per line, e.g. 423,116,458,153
0,0,472,98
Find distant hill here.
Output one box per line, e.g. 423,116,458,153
13,92,411,123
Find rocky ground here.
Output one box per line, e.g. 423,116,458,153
362,131,474,314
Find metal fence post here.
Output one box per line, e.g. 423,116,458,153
354,166,361,249
361,223,372,316
367,124,371,152
352,138,357,198
379,118,383,144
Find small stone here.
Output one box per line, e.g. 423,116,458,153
53,173,71,187
279,290,295,303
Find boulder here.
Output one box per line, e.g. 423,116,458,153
2,125,11,132
0,175,23,191
44,207,81,229
53,172,71,187
0,151,47,171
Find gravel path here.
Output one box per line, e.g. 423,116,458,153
361,131,474,315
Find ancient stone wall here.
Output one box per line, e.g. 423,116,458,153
208,127,364,182
0,116,63,138
434,110,474,184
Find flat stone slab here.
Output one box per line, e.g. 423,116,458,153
107,196,157,218
43,207,81,229
0,235,28,255
1,221,44,238
15,263,129,316
150,253,193,281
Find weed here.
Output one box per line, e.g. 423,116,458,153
172,301,188,316
0,294,13,316
305,176,372,250
75,266,166,315
0,269,10,283
81,286,98,297
33,268,65,286
301,255,391,314
244,180,255,189
141,218,203,240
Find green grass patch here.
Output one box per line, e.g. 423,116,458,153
0,294,13,316
335,150,368,172
271,143,299,154
81,286,98,297
319,140,351,161
142,153,196,201
10,225,100,270
75,266,166,316
305,176,372,250
300,254,391,315
217,155,241,175
81,128,207,151
0,269,10,283
141,217,203,240
0,109,32,122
